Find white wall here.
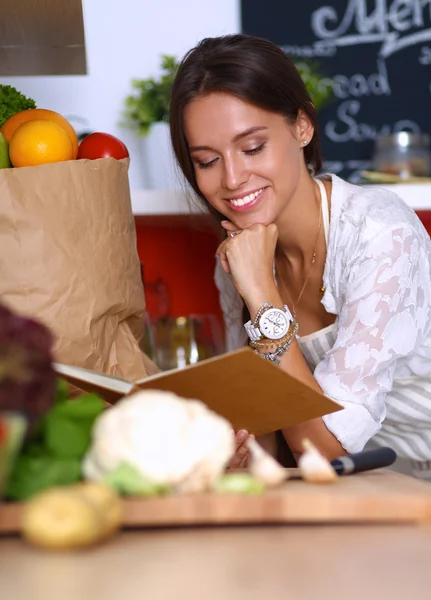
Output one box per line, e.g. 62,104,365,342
0,0,240,189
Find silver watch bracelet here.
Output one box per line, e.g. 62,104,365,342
252,302,271,326
255,321,299,365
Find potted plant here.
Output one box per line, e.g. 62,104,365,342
122,55,178,137
121,55,180,190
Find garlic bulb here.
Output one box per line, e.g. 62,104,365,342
298,439,338,483
246,437,287,488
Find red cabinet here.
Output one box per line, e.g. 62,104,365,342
135,211,431,321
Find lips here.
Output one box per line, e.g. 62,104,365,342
226,187,266,212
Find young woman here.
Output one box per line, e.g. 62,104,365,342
169,34,431,479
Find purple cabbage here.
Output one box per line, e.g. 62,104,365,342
0,303,57,424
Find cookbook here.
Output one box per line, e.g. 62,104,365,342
54,347,342,437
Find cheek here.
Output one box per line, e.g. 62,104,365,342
195,169,218,198
269,143,302,183
261,141,295,173
192,171,217,211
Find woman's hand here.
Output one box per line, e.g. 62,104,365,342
216,220,279,308
227,430,254,469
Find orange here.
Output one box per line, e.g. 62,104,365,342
9,119,74,167
1,108,79,159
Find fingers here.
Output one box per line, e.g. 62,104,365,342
221,220,238,233
215,240,223,256
221,220,278,243
247,222,278,237
235,429,249,449
215,241,231,274
267,222,278,238
216,221,278,278
228,430,255,469
219,254,231,274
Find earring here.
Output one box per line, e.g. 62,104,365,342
302,139,308,145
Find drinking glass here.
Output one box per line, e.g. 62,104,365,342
148,314,224,372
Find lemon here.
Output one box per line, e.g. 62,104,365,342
9,119,74,168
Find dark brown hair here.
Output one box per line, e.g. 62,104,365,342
169,34,322,217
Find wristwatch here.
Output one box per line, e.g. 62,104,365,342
244,302,294,341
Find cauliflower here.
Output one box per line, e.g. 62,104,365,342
83,390,235,494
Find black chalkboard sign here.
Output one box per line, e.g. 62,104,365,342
241,0,431,182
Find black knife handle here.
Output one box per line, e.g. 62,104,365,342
330,447,397,475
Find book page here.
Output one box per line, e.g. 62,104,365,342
54,363,133,395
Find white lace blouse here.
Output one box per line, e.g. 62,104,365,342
215,174,431,461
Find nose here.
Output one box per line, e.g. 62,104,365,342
222,154,249,190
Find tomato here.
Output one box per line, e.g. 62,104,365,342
77,132,129,160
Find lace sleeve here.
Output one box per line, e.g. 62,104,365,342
214,259,248,352
316,224,430,453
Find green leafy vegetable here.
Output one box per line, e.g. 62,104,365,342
52,392,105,420
103,463,171,496
213,473,266,495
0,413,27,496
44,414,94,459
6,456,82,500
5,380,104,501
0,85,37,128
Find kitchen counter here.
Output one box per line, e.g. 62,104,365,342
1,525,431,599
130,182,431,215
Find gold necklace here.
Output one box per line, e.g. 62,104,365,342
279,185,323,319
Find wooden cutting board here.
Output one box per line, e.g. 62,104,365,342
1,470,431,534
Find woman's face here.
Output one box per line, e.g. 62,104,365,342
184,92,313,228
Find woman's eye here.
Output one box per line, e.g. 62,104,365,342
244,142,266,156
194,143,265,169
197,157,218,169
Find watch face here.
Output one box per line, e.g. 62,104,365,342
259,308,289,340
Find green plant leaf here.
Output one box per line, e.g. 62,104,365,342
44,413,93,459
41,391,103,458
52,393,104,420
6,455,82,500
293,59,334,112
0,85,37,128
54,378,70,405
103,463,170,496
120,54,179,136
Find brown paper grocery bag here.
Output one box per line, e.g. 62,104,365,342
0,157,158,381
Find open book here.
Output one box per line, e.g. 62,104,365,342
54,347,341,437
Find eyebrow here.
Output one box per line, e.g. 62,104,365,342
188,126,268,152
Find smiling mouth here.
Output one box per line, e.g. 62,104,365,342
226,187,266,210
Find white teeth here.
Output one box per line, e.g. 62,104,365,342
229,188,263,207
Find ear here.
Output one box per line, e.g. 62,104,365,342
295,110,314,148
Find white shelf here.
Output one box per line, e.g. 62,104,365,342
131,188,197,216
130,183,431,216
366,183,431,210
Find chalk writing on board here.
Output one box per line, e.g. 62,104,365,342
275,0,431,180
